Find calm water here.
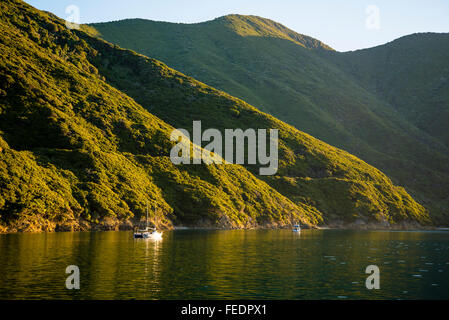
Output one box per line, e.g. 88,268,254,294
0,229,448,299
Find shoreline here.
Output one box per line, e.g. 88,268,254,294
0,221,447,234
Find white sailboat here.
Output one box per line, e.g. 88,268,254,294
133,201,162,240
292,223,301,232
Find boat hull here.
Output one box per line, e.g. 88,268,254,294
133,231,162,240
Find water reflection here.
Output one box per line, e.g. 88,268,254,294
0,230,448,299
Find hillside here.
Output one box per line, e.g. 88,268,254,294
0,0,430,232
86,16,449,223
322,33,449,149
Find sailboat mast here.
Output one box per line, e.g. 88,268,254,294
146,200,149,228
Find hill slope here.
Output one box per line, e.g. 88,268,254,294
86,16,449,223
323,33,449,149
0,1,311,231
0,0,430,232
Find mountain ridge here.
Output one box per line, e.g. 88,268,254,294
214,14,334,50
85,16,449,223
0,0,433,232
321,32,449,148
85,14,333,51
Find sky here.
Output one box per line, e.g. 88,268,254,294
25,0,449,52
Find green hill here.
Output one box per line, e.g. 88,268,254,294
322,33,449,149
0,0,430,232
85,16,449,223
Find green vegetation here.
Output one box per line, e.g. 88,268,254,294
0,0,431,232
86,16,449,224
323,33,449,148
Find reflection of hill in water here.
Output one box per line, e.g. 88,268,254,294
0,230,448,299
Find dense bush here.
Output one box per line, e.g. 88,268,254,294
0,0,431,232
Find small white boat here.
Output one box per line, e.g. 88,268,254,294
292,224,301,232
134,227,162,240
134,201,162,240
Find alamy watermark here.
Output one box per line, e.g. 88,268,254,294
170,121,278,175
65,5,80,30
365,5,381,30
65,265,80,289
365,265,380,289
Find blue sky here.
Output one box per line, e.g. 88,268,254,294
25,0,449,52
